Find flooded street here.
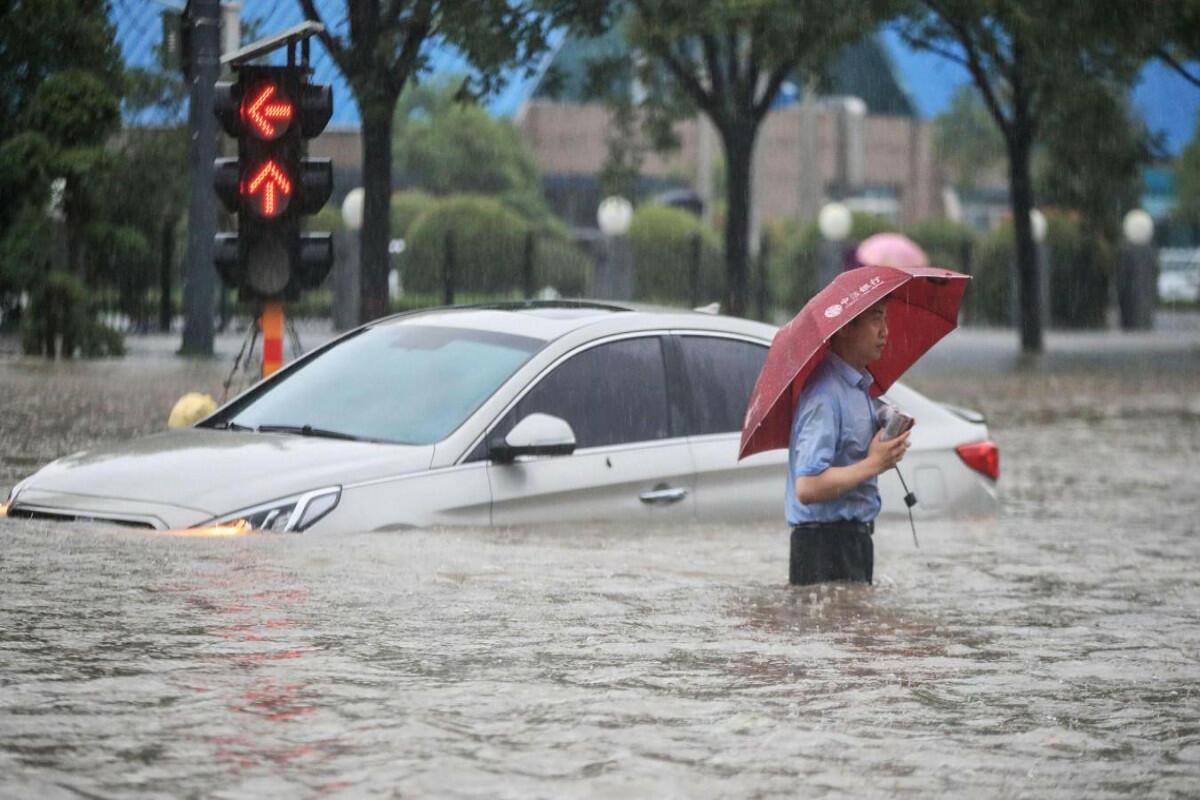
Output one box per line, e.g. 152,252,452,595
2,317,1198,798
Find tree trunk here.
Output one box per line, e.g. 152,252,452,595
721,126,755,318
1008,121,1043,354
358,102,395,324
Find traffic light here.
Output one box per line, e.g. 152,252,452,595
213,65,333,302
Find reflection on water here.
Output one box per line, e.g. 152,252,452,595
2,332,1199,796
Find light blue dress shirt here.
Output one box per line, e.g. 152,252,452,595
785,351,882,526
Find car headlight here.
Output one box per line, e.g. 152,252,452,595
3,478,30,516
201,486,341,534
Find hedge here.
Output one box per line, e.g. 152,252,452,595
629,204,723,305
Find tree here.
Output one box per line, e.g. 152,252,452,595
933,84,1005,191
1175,112,1200,231
297,0,553,323
611,0,894,317
898,1,1143,353
393,79,550,221
0,0,123,257
1037,80,1159,243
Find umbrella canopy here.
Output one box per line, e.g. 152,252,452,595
739,263,969,460
853,232,930,269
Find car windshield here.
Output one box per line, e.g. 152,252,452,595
226,324,546,445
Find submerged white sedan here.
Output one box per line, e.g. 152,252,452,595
4,303,998,533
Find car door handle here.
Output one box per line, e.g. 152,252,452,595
639,486,688,505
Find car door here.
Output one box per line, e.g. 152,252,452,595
484,335,696,525
672,334,786,522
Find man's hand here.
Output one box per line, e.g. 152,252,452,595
794,423,914,505
866,426,912,475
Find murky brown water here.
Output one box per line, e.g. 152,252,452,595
2,321,1198,797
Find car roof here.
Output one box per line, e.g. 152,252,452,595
366,300,778,343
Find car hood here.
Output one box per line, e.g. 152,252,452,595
12,428,435,528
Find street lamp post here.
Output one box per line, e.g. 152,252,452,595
596,196,634,300
817,201,852,289
1031,208,1050,331
335,188,363,331
1119,208,1156,330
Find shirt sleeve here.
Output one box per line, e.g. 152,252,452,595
791,394,838,478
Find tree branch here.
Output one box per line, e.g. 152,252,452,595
297,0,344,64
1157,47,1200,89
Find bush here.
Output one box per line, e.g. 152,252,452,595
766,220,821,313
963,225,1014,326
906,218,977,274
532,237,591,297
959,213,1114,328
402,195,532,295
21,272,124,358
1045,211,1113,329
628,204,723,305
400,194,589,299
390,189,434,240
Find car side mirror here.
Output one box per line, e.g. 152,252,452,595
488,413,576,464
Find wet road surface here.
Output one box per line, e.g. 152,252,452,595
1,315,1198,797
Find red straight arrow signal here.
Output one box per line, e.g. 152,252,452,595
242,160,293,218
241,82,294,140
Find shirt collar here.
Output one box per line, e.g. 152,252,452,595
826,350,874,393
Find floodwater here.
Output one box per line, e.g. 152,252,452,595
1,317,1198,798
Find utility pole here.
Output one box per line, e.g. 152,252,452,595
180,0,220,356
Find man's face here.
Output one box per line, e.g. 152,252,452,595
832,301,889,368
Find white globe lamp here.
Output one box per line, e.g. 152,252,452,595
818,202,851,241
597,196,633,237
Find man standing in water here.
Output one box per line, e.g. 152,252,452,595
787,299,911,585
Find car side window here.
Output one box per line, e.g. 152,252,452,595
489,337,671,452
678,336,768,435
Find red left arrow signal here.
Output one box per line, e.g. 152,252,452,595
241,82,294,140
242,160,293,218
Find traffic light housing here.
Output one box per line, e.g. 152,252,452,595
213,65,333,302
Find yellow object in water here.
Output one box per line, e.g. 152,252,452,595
168,392,218,428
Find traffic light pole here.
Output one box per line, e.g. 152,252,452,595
260,302,284,377
181,0,220,356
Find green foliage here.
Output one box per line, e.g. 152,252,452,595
403,195,528,294
1044,210,1114,329
962,225,1014,327
628,204,723,304
531,237,592,297
766,220,821,312
401,195,589,297
906,218,977,274
396,101,542,198
0,0,123,142
934,85,1006,191
21,272,124,358
765,211,896,311
1036,81,1157,242
1175,111,1200,228
390,189,435,239
0,204,52,293
959,213,1114,328
23,70,120,148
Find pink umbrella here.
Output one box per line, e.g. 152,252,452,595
854,233,930,269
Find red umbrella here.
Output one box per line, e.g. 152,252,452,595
853,232,930,269
739,263,970,460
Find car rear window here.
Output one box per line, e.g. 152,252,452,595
225,324,546,445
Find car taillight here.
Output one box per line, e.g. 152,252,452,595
956,440,999,481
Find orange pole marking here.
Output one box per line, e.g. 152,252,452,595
261,302,284,378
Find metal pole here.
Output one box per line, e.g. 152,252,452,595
180,0,220,356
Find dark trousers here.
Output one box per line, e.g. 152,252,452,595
789,521,874,586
